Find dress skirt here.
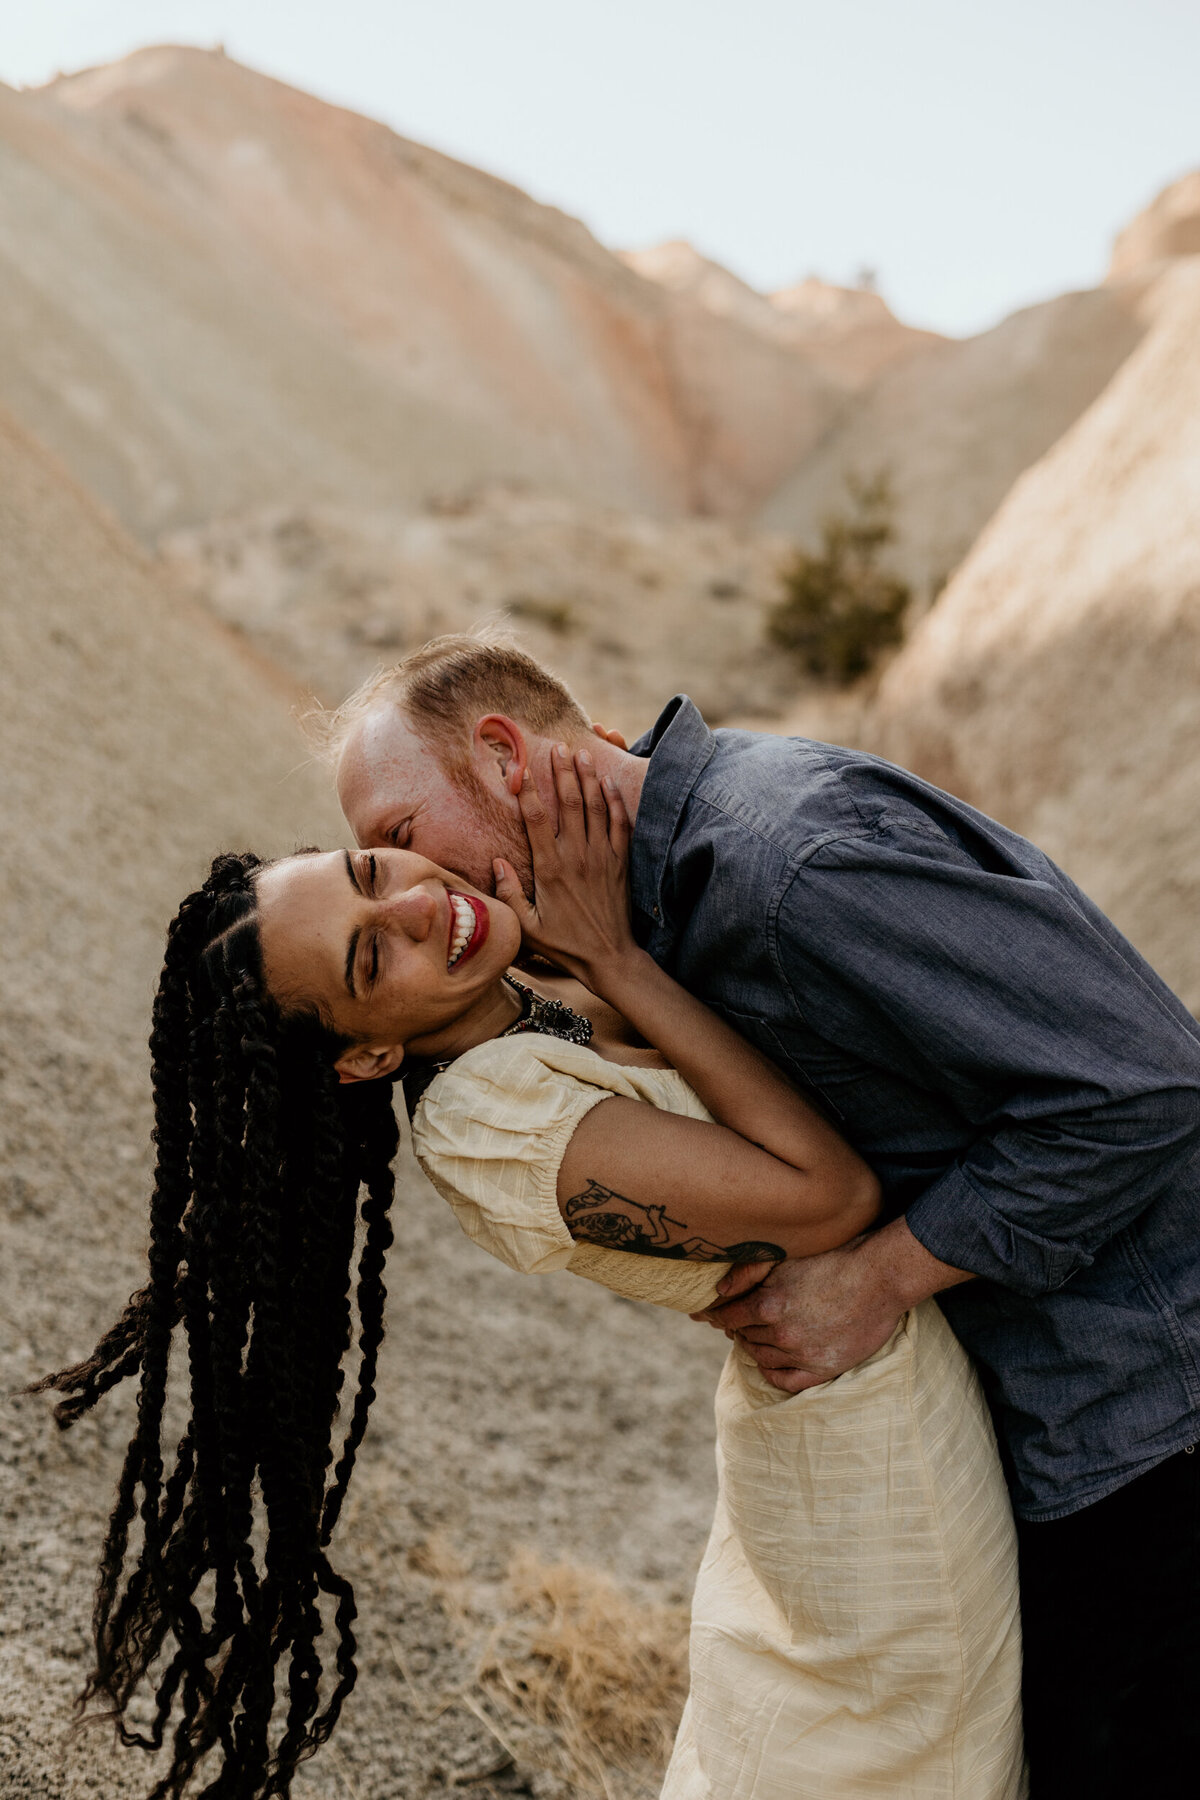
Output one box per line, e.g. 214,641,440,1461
661,1302,1026,1800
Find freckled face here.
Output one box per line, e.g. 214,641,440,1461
255,848,521,1053
335,707,530,895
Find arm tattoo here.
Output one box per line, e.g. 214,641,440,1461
563,1178,785,1264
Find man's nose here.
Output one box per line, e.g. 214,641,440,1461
375,886,439,942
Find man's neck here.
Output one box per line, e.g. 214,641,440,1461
587,740,648,823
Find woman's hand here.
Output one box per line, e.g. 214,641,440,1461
493,746,641,986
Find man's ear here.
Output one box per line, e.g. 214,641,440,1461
334,1042,405,1085
473,714,528,796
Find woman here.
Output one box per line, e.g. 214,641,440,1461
39,757,1024,1799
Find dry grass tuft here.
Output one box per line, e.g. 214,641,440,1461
404,1533,691,1798
476,1549,690,1796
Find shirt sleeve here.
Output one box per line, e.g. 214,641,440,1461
411,1040,612,1275
776,821,1200,1295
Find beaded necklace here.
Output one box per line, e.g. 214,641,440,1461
499,976,595,1050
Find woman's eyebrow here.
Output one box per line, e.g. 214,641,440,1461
342,851,361,998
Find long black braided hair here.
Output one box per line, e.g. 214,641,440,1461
32,852,399,1799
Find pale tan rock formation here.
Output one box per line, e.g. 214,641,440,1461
767,276,944,385
0,45,842,535
1110,169,1200,279
759,176,1200,608
760,281,1150,603
622,240,940,385
857,259,1200,1006
0,76,494,541
621,240,787,336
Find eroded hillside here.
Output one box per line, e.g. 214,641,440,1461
855,257,1200,1005
1,46,845,532
6,45,1186,755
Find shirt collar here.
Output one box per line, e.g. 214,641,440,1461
629,695,716,925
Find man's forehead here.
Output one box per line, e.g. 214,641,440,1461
338,708,414,796
336,707,459,841
343,702,413,761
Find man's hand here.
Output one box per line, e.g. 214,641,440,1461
692,1218,973,1393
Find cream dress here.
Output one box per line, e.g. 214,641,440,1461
413,1033,1026,1800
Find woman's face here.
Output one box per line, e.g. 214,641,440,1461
255,848,522,1072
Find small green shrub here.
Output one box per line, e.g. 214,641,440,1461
767,473,910,683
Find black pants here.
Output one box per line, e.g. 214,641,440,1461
1017,1443,1200,1798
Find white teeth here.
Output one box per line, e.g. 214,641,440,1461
447,894,475,969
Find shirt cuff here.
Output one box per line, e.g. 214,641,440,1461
905,1166,1095,1296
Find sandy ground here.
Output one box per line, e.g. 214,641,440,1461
0,412,726,1799
158,484,804,737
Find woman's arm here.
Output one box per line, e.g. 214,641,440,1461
495,749,881,1256
574,938,871,1192
557,1095,878,1262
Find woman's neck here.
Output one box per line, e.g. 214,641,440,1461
408,975,524,1062
412,969,669,1071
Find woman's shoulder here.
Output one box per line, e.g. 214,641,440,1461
409,1036,631,1278
410,1036,614,1168
416,1033,708,1123
408,1037,711,1288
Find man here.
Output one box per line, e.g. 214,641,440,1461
325,632,1200,1798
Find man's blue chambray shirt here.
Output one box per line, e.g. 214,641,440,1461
629,697,1200,1521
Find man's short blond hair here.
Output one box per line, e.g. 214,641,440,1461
310,628,592,773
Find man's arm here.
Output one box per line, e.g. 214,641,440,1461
790,826,1200,1287
707,816,1200,1377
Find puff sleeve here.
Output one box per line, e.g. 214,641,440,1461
412,1036,614,1275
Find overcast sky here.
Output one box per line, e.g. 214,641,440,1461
5,1,1198,337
